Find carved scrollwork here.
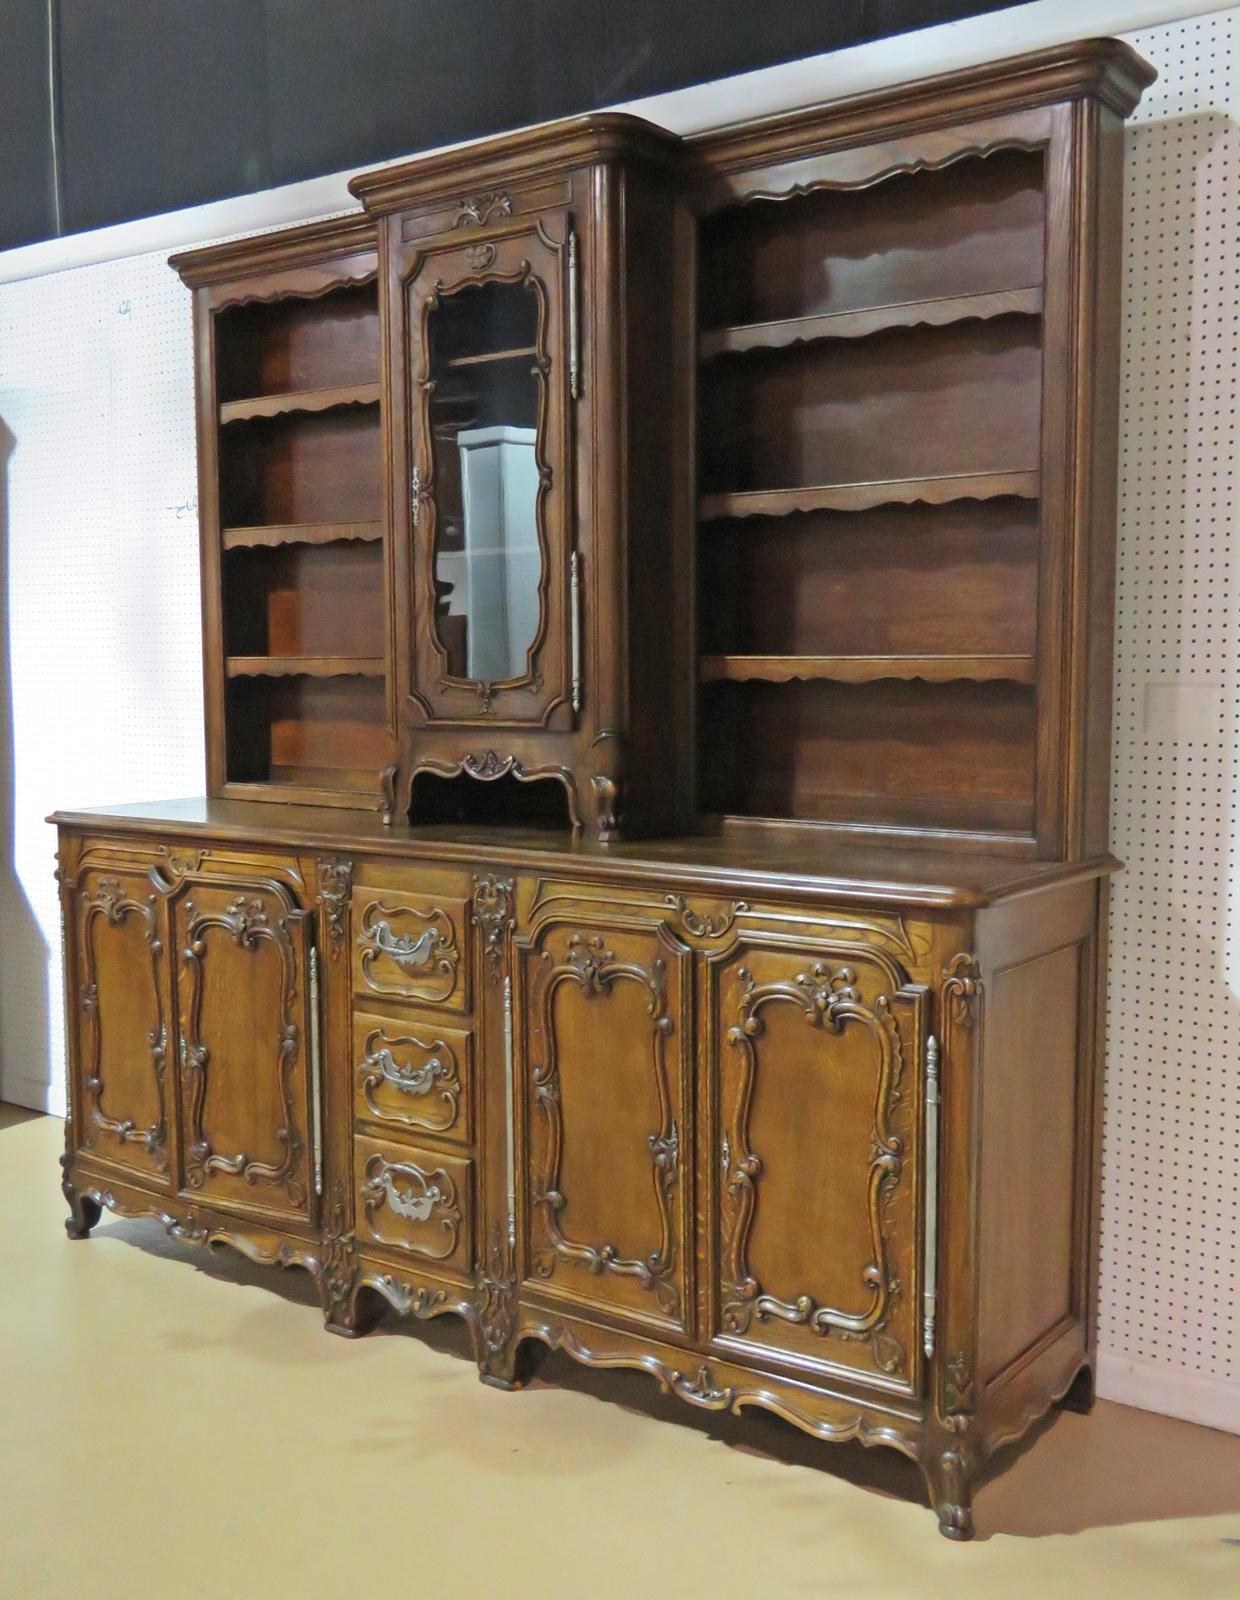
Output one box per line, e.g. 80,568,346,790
942,1350,976,1431
464,241,497,272
356,900,460,1001
357,1028,461,1130
315,857,353,957
530,933,681,1319
671,1364,735,1409
370,1275,449,1319
477,1225,518,1357
456,190,512,228
178,891,307,1207
942,953,983,1027
719,961,908,1377
472,874,515,985
318,1179,358,1324
664,894,750,939
410,753,583,832
379,762,399,827
77,875,169,1170
360,1153,461,1258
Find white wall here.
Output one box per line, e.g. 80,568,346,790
0,0,1236,1435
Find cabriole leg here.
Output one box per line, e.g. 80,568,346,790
922,1440,977,1541
60,1152,101,1239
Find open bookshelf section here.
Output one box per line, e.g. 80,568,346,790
211,268,392,806
696,147,1047,845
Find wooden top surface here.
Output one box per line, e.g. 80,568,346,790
49,797,1118,910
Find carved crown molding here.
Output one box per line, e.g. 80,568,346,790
170,212,376,288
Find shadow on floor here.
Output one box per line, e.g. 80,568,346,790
65,1200,1240,1543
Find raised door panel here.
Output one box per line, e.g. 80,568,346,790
172,878,315,1223
708,938,927,1393
72,867,171,1184
398,212,573,728
519,916,693,1333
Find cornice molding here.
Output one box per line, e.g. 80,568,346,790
348,112,682,217
691,37,1156,179
169,211,376,288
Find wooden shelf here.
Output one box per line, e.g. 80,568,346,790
700,654,1037,686
701,470,1040,521
447,345,538,368
699,286,1043,359
219,381,381,425
222,520,384,551
226,655,386,679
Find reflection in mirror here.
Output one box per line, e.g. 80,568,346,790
425,278,543,684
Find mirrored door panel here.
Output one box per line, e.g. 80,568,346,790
404,218,574,726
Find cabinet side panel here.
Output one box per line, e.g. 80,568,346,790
977,938,1083,1383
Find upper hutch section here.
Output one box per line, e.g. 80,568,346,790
172,214,396,817
689,38,1152,860
172,39,1153,859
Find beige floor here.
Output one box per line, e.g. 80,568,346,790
3,1106,1238,1600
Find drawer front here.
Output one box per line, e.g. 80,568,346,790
353,1011,471,1144
351,888,469,1011
354,1134,474,1277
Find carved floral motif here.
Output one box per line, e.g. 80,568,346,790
472,875,515,985
316,857,353,957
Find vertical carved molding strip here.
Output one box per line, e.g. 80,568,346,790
319,1178,358,1327
472,875,515,985
316,857,353,958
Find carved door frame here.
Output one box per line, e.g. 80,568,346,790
166,872,317,1226
513,911,694,1332
398,211,576,730
705,933,929,1393
72,868,172,1182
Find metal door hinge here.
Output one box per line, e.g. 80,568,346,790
567,230,580,400
570,550,583,714
503,974,516,1248
309,945,324,1199
922,1033,940,1359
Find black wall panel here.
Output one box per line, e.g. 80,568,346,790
57,0,270,234
0,0,57,251
3,0,1018,251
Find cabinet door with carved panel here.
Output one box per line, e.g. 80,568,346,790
517,913,693,1332
707,938,928,1392
170,876,316,1224
69,862,172,1184
394,207,575,729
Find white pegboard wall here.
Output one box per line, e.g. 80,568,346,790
1100,7,1240,1428
0,248,206,1112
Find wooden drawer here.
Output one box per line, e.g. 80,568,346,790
352,1011,471,1144
354,1135,474,1277
351,887,469,1011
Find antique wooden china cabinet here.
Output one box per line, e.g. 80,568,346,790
53,39,1154,1539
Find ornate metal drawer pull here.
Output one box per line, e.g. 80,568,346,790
365,1046,447,1097
379,1167,443,1222
358,920,441,969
